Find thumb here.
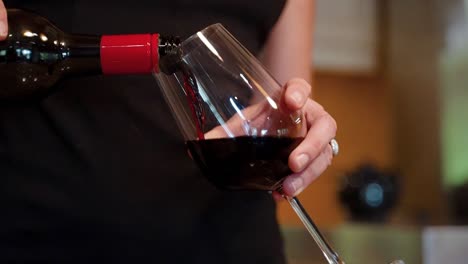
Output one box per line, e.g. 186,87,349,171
0,1,8,40
282,78,311,112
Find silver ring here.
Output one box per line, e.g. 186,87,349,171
330,138,339,156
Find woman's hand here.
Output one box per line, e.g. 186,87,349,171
260,0,334,198
0,0,7,40
279,78,337,197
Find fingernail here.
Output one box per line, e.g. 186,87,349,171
0,21,6,37
295,154,309,171
290,177,304,196
291,91,303,105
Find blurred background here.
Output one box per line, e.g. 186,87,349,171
278,0,468,263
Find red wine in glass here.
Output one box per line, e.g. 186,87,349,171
187,136,303,191
179,65,302,191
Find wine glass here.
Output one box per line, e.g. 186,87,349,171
154,23,340,264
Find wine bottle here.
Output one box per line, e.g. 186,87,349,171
0,9,181,101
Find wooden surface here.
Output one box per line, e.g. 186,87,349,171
282,224,421,264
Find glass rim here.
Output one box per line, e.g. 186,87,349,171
180,23,226,59
182,23,224,47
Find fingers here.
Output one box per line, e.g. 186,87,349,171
281,78,337,197
288,101,337,173
0,1,7,40
282,95,337,197
283,78,311,111
282,144,334,197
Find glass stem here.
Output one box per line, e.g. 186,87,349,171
284,196,345,264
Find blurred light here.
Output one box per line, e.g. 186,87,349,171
364,183,384,208
21,49,31,56
40,34,48,42
229,97,246,120
197,32,223,62
241,70,278,110
23,31,38,37
239,73,253,89
266,97,278,110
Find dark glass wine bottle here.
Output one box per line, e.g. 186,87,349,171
0,9,181,101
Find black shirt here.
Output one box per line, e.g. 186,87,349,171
1,1,286,263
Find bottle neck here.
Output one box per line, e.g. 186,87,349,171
61,34,101,76
64,33,181,76
158,35,182,74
